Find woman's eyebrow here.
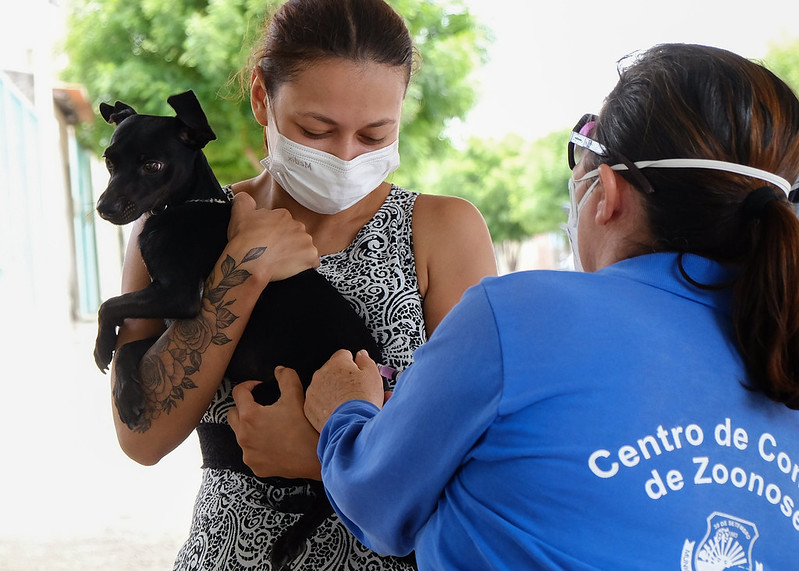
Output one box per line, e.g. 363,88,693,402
298,111,396,128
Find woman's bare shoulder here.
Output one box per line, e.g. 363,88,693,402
411,192,497,333
413,193,491,240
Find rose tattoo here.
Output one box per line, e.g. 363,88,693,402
131,247,266,432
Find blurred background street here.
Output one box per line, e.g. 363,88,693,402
0,317,202,570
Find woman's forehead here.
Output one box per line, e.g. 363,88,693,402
274,59,406,124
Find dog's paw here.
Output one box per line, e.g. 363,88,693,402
114,376,147,429
94,326,117,372
93,346,112,372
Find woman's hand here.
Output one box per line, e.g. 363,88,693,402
227,192,320,284
304,349,385,433
228,368,322,480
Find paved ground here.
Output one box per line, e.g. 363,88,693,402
0,320,203,570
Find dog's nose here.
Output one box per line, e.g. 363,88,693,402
96,192,137,225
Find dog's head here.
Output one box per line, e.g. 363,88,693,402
95,90,217,225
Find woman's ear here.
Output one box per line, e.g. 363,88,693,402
594,164,626,226
250,69,269,127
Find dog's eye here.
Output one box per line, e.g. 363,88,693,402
142,161,163,174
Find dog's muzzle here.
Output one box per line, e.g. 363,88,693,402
96,193,140,225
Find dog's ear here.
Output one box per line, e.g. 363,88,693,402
167,90,217,149
100,101,137,125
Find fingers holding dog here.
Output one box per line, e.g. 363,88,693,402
229,372,321,479
227,193,319,283
305,349,384,432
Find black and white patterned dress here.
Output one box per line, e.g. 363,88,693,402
174,186,426,570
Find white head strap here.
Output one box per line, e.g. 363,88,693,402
608,157,794,199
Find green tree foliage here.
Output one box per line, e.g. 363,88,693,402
764,37,799,95
411,129,571,267
61,0,487,184
390,0,489,180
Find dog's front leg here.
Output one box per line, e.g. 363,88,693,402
94,300,122,371
94,279,203,372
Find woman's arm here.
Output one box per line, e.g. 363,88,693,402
412,194,497,335
307,284,503,555
111,193,319,465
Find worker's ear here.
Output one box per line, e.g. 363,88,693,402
594,164,630,226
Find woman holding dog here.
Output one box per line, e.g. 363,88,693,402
110,0,496,569
302,44,799,569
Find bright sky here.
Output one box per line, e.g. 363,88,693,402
4,0,796,143
459,0,799,141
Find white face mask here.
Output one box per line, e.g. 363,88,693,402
565,158,794,272
566,171,600,272
260,106,400,215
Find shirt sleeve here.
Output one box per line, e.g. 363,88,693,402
317,281,504,556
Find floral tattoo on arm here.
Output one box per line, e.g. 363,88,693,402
134,247,266,432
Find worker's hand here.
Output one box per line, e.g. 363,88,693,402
304,349,384,433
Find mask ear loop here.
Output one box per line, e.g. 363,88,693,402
611,153,655,194
264,96,273,155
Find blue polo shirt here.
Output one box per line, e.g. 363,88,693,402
318,253,799,570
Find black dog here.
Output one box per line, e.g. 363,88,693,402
93,90,382,569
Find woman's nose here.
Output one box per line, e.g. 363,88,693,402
331,138,361,162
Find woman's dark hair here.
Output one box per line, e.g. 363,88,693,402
253,0,415,99
593,43,799,408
